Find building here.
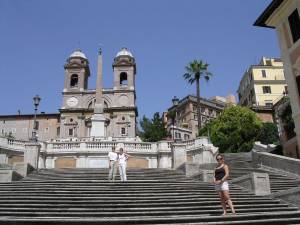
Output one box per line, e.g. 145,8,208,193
254,0,300,157
165,95,232,140
237,57,287,108
237,57,287,122
0,48,138,141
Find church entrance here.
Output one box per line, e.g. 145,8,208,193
127,157,148,168
8,155,24,166
55,157,76,168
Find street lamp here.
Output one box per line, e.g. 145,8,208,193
172,96,179,106
31,95,41,142
171,96,179,141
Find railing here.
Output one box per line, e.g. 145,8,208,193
0,137,27,151
52,142,81,150
0,136,213,155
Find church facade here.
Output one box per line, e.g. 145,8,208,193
0,48,138,141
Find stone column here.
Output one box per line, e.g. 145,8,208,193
172,142,187,169
0,154,7,164
91,48,106,137
24,142,41,169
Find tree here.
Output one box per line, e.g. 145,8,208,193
281,103,296,139
257,122,279,145
199,106,262,153
183,60,212,133
140,112,167,142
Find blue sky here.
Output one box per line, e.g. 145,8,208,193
0,0,278,120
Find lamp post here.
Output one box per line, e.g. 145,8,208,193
31,95,41,142
171,96,179,142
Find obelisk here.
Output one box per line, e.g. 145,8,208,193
90,48,106,137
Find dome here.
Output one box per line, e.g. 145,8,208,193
69,50,87,59
116,47,133,58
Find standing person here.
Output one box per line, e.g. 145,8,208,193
213,154,236,216
108,146,118,181
118,148,130,181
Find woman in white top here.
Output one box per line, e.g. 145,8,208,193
118,148,130,181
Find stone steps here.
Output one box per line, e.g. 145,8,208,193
0,168,299,224
2,211,300,225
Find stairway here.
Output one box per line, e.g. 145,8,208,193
224,154,300,193
0,168,299,224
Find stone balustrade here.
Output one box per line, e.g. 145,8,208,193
0,137,26,152
0,136,217,169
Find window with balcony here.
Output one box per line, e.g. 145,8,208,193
265,100,273,108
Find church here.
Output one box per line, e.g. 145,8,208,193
0,48,138,141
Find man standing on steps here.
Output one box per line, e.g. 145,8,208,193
108,146,118,181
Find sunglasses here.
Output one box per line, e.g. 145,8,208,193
216,158,223,161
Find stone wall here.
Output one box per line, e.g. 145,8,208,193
252,142,300,176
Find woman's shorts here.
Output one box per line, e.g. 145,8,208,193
215,181,229,191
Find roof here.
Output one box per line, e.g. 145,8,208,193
70,50,88,59
0,113,60,119
254,0,284,28
116,47,133,58
168,95,226,111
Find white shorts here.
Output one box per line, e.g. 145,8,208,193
215,181,229,191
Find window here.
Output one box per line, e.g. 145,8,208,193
121,127,126,135
69,129,73,136
296,76,300,97
1,129,4,134
120,72,128,86
262,70,267,78
34,121,39,130
265,60,272,66
265,100,273,108
70,74,79,87
284,86,289,94
122,116,125,121
44,127,49,133
175,132,181,139
250,89,255,99
262,86,271,94
57,127,60,136
288,9,300,43
184,134,189,140
194,114,198,120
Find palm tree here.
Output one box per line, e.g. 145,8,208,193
183,60,212,134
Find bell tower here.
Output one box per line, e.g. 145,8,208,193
112,47,136,90
63,50,90,92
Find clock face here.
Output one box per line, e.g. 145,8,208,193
67,97,78,107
